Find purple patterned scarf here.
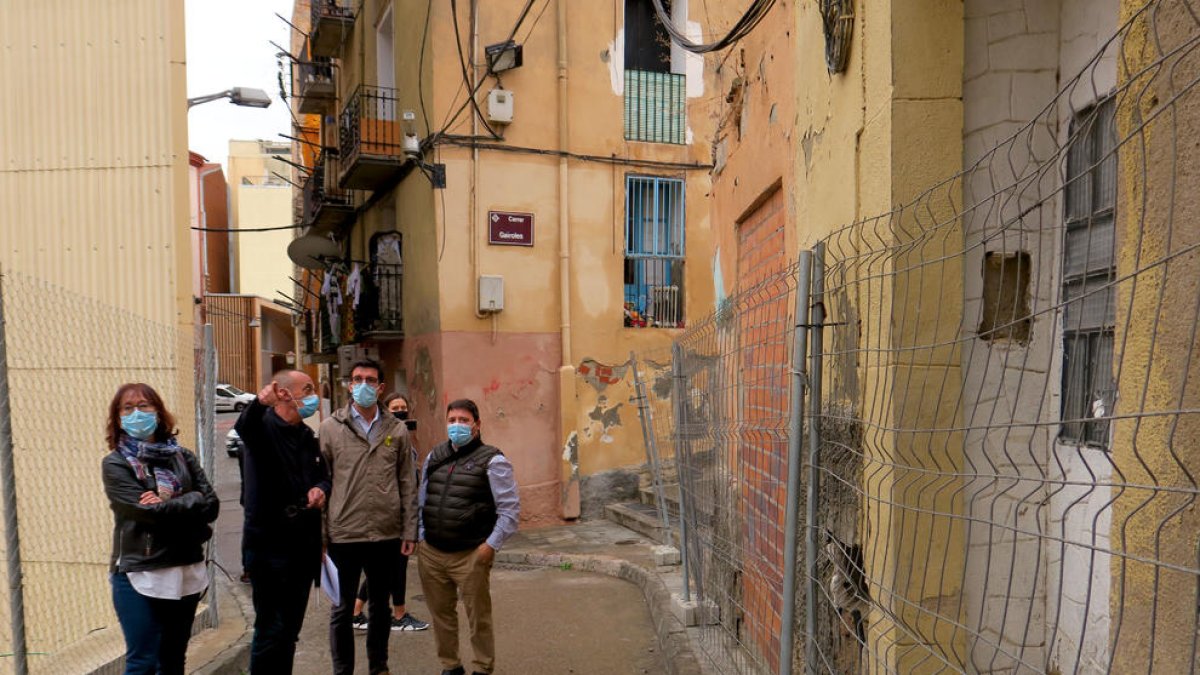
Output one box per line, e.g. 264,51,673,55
117,436,183,500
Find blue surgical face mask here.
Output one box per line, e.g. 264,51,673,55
351,382,378,407
297,394,320,419
121,410,159,440
448,422,474,447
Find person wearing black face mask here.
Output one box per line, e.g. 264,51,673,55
348,393,430,634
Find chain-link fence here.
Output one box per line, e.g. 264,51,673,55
0,270,216,674
635,0,1200,672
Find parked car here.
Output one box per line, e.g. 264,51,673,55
226,428,243,458
215,384,255,412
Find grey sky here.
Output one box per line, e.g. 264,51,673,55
185,0,296,168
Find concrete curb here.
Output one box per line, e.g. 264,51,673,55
191,575,254,675
496,550,702,675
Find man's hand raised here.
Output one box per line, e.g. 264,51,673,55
258,383,279,407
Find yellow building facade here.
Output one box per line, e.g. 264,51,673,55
289,0,726,524
227,139,297,302
0,0,194,671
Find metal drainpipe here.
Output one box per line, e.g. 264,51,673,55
470,0,487,320
557,0,571,365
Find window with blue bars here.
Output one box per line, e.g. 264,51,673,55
625,176,685,328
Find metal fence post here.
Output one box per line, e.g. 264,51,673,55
0,270,29,675
804,243,826,673
671,342,692,603
780,251,813,675
630,351,673,548
200,324,218,625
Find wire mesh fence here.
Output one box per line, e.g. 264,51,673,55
638,263,805,675
0,270,215,674
634,0,1200,672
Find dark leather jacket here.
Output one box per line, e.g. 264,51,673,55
102,446,219,574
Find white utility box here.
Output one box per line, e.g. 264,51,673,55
479,275,505,313
487,89,514,125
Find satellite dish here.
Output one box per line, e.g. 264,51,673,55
288,234,341,270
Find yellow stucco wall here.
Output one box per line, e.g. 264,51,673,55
322,0,722,519
227,140,296,300
0,0,193,670
1109,1,1200,670
234,183,295,301
788,0,966,670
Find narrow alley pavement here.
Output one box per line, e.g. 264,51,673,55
205,412,669,674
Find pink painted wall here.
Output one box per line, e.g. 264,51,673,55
392,330,563,527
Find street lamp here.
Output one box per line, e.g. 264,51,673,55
187,87,273,109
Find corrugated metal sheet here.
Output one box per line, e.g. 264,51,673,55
0,1,192,669
208,295,258,392
0,0,190,327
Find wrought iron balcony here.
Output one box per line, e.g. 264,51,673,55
624,70,685,145
355,263,404,338
338,85,408,190
310,0,354,58
301,151,357,234
293,40,335,114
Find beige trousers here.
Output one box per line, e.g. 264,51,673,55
418,543,495,674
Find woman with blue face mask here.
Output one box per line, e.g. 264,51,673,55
101,383,219,675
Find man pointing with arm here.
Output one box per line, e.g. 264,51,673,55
235,370,329,675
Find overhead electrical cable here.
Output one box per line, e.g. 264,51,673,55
434,0,536,138
649,0,776,54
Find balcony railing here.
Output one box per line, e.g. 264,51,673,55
338,85,408,190
310,0,354,58
301,151,357,233
293,40,335,114
624,257,685,328
624,70,685,145
356,263,403,337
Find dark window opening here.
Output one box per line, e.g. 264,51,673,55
1060,97,1117,447
624,0,672,73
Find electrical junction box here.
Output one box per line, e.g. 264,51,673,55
479,275,504,313
487,88,514,125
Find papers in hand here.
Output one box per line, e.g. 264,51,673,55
320,553,341,606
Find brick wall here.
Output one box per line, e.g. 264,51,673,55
735,188,789,671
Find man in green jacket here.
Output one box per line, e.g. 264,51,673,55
320,360,418,675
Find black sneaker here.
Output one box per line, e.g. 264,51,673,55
392,613,429,631
351,613,368,630
440,668,465,675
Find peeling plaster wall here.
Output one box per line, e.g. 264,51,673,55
710,1,799,291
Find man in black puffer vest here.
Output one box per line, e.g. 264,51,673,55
418,399,520,675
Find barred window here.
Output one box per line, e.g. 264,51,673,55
1060,98,1117,447
624,176,685,328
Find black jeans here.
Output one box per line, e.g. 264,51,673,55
328,540,401,675
247,548,314,675
356,551,410,606
110,573,201,675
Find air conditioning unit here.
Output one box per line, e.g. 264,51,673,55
651,285,681,327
